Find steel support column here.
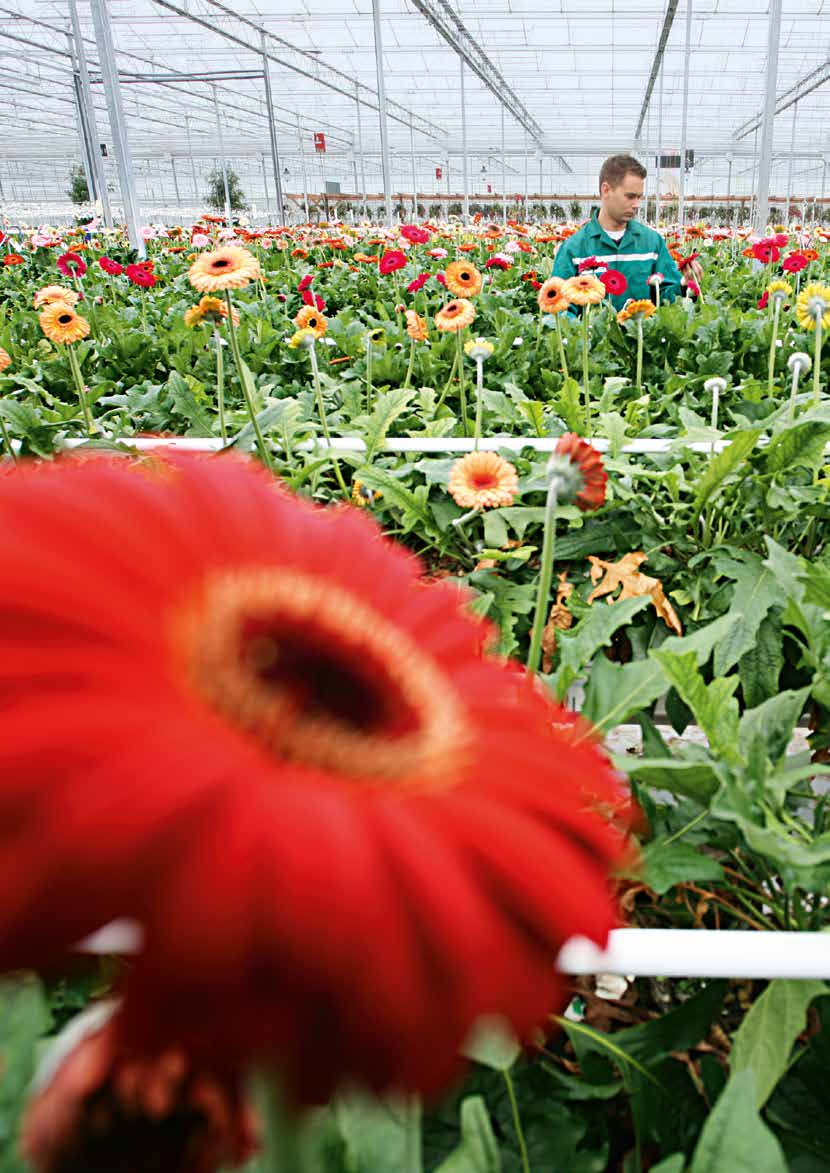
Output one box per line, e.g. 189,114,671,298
678,0,692,228
656,60,663,225
460,58,469,223
754,0,783,231
68,0,112,226
88,0,143,254
212,87,233,225
296,114,309,222
185,116,199,202
410,120,418,218
501,105,507,223
354,81,368,220
262,47,286,226
260,153,270,217
786,99,798,222
371,0,393,227
170,154,181,203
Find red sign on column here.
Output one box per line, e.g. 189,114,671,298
487,183,492,194
313,132,326,153
435,166,442,179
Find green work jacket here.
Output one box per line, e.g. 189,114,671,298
551,214,683,311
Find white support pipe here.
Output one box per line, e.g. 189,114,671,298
755,0,783,231
460,58,469,223
371,0,393,228
78,922,830,980
296,113,309,222
501,105,507,224
355,81,368,221
678,0,692,229
212,86,232,226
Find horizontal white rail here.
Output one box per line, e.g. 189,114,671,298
78,921,830,979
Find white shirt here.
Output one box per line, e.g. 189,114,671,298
605,228,626,242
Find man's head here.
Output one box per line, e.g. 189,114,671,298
598,155,647,227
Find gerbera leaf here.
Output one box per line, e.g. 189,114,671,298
433,1096,501,1173
364,388,417,462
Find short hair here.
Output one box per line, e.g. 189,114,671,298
599,154,647,193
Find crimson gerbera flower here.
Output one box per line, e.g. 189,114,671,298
400,225,430,245
782,252,808,273
751,241,780,265
297,273,313,292
0,454,631,1105
125,264,157,288
57,252,87,277
547,433,607,511
484,256,511,270
677,252,699,271
301,288,325,311
378,249,407,275
577,256,601,273
406,272,429,294
599,268,627,296
98,256,123,276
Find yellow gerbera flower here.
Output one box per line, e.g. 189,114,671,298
188,246,261,293
766,280,792,299
183,296,240,328
39,302,90,345
294,306,328,338
444,261,483,298
617,299,656,324
795,283,830,332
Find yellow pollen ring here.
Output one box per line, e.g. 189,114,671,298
170,567,471,786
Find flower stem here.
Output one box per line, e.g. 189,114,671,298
767,298,782,396
581,304,591,436
365,339,373,414
789,363,802,421
0,412,17,463
213,326,227,443
308,342,349,499
654,282,661,310
66,344,93,436
456,330,468,436
526,478,558,675
223,290,274,471
503,1070,531,1173
436,346,459,409
555,313,569,379
254,1073,305,1173
473,357,484,450
635,317,644,394
813,318,823,407
402,336,416,390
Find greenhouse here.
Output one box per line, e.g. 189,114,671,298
2,1,830,1171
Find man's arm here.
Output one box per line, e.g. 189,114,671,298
654,235,683,303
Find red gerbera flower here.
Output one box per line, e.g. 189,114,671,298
57,252,87,277
435,271,447,287
400,225,430,245
676,252,699,271
301,288,326,311
2,253,24,266
758,291,770,310
782,252,808,273
0,454,631,1105
547,433,608,511
406,272,429,294
599,268,627,296
751,241,780,265
484,256,511,270
125,264,157,288
99,257,123,276
378,249,407,276
297,274,313,292
577,256,601,273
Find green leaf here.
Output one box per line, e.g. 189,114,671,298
167,370,214,435
738,609,783,707
433,1098,501,1173
800,560,830,612
765,420,830,475
0,976,51,1171
730,980,827,1108
334,1093,422,1173
650,1157,686,1173
621,758,719,805
363,388,416,462
652,650,742,766
356,465,435,532
231,399,303,452
692,429,761,515
581,656,666,731
461,1019,520,1072
556,376,584,432
552,595,651,700
689,1070,787,1173
712,553,779,676
642,841,724,895
738,687,810,769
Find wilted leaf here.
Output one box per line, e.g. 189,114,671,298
542,572,574,672
587,552,683,635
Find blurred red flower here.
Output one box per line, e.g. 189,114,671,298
782,252,808,273
2,254,24,266
125,265,157,288
378,249,407,275
751,241,780,265
400,225,430,244
57,252,87,277
599,268,627,296
99,257,123,276
406,272,429,293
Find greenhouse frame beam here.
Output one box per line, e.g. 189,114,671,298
152,0,445,144
754,0,783,231
69,0,111,224
733,60,829,143
634,0,679,141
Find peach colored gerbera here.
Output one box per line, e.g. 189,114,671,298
537,277,570,315
561,274,606,307
0,347,10,373
183,296,240,328
448,451,519,509
444,261,483,298
405,310,428,342
39,302,90,345
616,299,656,324
188,246,261,293
33,285,79,310
294,305,328,338
435,298,476,333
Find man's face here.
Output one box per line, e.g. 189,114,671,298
601,173,644,224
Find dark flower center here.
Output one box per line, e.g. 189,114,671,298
58,314,73,324
212,259,230,269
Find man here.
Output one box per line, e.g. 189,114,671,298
552,154,685,310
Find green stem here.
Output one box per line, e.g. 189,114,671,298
140,288,147,334
813,318,823,406
0,412,16,463
435,346,459,409
402,336,416,390
581,304,591,436
554,313,569,379
456,330,468,436
66,344,93,436
308,342,349,499
254,1073,305,1173
403,1095,423,1173
365,340,373,414
526,477,559,674
635,317,644,394
788,363,802,421
223,290,274,472
213,326,226,443
473,357,484,450
767,297,782,396
503,1070,531,1173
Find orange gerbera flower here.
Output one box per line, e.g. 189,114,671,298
457,243,477,253
33,285,79,310
435,298,476,332
405,309,428,341
188,247,260,293
617,299,655,323
0,453,632,1104
537,277,570,315
294,305,328,337
802,248,819,262
184,296,239,328
444,261,483,298
0,347,10,373
39,302,90,345
448,451,519,509
561,274,605,306
353,253,379,264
